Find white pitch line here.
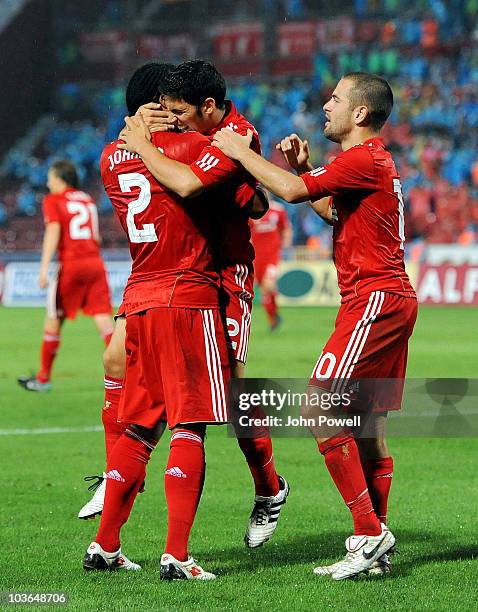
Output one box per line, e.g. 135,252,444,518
0,425,103,436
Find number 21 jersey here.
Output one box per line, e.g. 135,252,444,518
42,188,101,262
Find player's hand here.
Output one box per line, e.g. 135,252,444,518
39,270,48,289
276,134,310,173
212,128,253,160
117,115,152,153
136,103,177,133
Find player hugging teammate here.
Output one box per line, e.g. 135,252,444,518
81,61,289,579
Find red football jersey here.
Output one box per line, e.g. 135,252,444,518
100,131,221,314
190,100,261,267
42,188,101,262
251,200,290,266
301,137,416,302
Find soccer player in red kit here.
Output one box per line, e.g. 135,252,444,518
250,199,292,330
118,60,289,548
212,72,418,579
83,106,231,579
18,160,113,392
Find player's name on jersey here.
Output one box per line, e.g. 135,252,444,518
107,146,164,170
237,414,361,428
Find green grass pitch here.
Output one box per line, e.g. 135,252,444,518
0,306,476,611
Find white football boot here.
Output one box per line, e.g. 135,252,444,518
160,554,216,581
78,474,106,520
83,542,141,571
327,526,395,580
17,376,51,392
245,475,289,548
314,522,393,577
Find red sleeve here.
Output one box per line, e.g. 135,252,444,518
300,146,377,201
190,143,242,188
42,194,60,225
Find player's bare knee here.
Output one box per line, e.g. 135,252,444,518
103,345,125,379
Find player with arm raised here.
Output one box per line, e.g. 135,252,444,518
119,60,289,549
250,198,292,330
213,72,417,580
18,161,113,392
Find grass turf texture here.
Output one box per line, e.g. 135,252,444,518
0,306,476,611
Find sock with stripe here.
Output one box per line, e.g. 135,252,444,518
164,429,205,561
319,433,382,536
237,437,280,497
95,430,156,552
102,376,126,463
262,292,278,327
362,456,393,525
37,333,60,383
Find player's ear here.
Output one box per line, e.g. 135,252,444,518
355,105,369,126
202,97,216,116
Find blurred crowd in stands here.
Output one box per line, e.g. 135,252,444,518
1,0,477,256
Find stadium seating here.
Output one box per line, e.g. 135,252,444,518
0,0,476,253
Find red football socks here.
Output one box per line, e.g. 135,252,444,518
237,436,280,497
319,433,382,536
262,292,278,326
164,430,205,561
102,376,126,462
95,431,155,552
363,456,394,525
37,333,60,383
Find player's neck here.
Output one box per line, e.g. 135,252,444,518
341,130,379,151
210,107,227,131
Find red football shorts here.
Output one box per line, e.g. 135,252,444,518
310,291,418,411
47,258,112,320
118,307,230,430
220,264,254,364
254,257,279,285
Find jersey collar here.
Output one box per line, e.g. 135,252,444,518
363,137,385,148
208,100,236,135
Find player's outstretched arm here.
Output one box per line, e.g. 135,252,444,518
39,222,61,289
212,129,310,203
118,115,204,198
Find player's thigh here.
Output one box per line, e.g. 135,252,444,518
157,308,231,428
103,316,127,378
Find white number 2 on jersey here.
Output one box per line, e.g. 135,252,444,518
67,201,98,240
393,178,405,250
118,172,158,243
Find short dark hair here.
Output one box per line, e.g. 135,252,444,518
343,72,393,131
163,60,226,110
50,160,79,189
126,62,175,115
